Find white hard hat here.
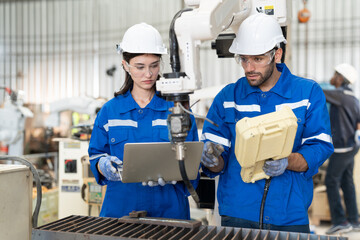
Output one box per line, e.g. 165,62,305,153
229,13,287,55
117,23,167,55
335,63,358,84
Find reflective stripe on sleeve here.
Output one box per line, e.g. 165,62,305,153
344,90,355,97
223,102,260,112
334,147,354,153
201,132,231,148
301,133,333,145
275,99,310,111
152,119,167,126
103,119,138,132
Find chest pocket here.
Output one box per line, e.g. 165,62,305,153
151,116,170,142
108,128,129,158
152,125,170,142
224,108,242,138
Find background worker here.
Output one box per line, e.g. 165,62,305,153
200,14,334,233
323,63,360,234
88,23,199,219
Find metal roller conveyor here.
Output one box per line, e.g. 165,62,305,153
32,215,347,240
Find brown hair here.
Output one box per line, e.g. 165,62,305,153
114,52,161,97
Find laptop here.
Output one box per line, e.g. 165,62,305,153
121,141,203,183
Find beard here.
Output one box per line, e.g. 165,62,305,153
245,64,275,88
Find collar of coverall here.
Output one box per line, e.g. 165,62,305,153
115,89,169,113
240,63,292,100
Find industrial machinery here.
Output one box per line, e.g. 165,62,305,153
45,96,105,142
81,155,105,216
0,87,33,156
0,156,42,240
56,138,100,218
0,164,33,240
31,2,296,238
32,214,346,240
155,0,290,202
45,96,105,128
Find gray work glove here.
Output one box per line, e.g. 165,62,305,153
201,141,224,168
142,178,177,187
355,130,360,147
263,158,288,177
98,156,123,181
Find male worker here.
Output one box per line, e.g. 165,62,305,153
323,63,360,234
201,13,334,233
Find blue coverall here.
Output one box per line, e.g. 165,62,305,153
201,63,334,227
88,90,199,219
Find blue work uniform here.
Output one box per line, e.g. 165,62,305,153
88,90,199,220
201,63,334,226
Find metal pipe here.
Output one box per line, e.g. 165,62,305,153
27,1,30,102
65,0,68,98
3,1,6,102
92,0,95,97
78,0,81,97
331,0,335,72
295,0,300,78
33,1,36,103
46,0,49,104
10,3,18,89
97,0,101,98
58,0,62,99
72,0,75,97
21,1,24,92
40,0,43,104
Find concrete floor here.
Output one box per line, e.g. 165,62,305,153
312,222,360,240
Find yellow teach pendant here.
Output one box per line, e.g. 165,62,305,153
235,106,298,183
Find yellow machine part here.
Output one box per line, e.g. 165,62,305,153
235,106,298,183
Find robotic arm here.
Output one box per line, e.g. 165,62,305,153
157,0,251,96
157,0,290,159
156,0,289,204
0,88,33,156
45,97,106,128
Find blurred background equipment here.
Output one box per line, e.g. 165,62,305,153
0,87,33,156
81,155,105,216
45,96,105,128
298,0,311,23
55,138,100,218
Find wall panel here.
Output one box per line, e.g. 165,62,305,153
0,0,360,105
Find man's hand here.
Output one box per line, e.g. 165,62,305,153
287,153,308,172
98,156,123,181
142,178,177,187
201,141,224,168
263,158,288,177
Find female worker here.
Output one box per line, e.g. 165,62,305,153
88,23,199,220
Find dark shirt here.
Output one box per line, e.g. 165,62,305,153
323,85,360,151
